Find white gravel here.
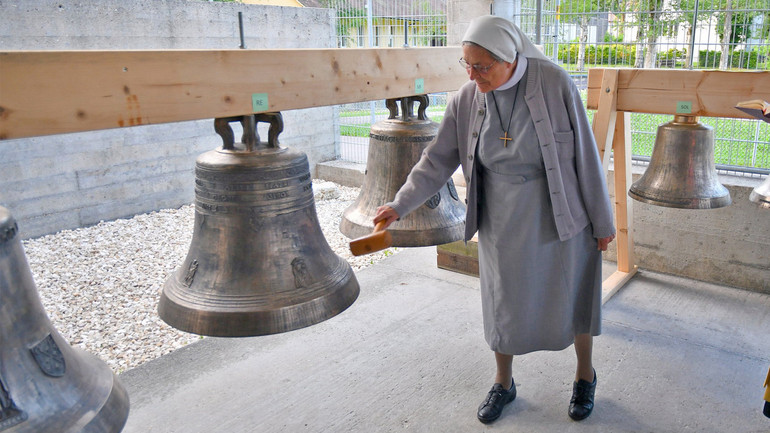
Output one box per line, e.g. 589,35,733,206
21,180,399,374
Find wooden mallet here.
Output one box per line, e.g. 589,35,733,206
349,220,393,256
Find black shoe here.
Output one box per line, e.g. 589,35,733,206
568,369,596,421
477,379,516,424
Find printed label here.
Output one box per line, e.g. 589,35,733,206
415,78,425,94
676,101,692,114
252,93,269,112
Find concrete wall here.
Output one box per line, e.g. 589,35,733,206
604,168,769,294
0,0,338,239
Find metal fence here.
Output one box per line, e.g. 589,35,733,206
328,0,769,174
511,0,770,174
318,0,448,163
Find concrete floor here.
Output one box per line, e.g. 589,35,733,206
119,246,770,433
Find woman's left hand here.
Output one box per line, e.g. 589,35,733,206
597,234,615,251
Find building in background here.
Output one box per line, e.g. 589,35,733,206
299,0,447,47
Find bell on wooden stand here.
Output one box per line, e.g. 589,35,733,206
340,95,466,246
628,115,731,209
0,206,130,433
158,113,359,337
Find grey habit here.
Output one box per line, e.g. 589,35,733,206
478,60,602,355
386,15,615,356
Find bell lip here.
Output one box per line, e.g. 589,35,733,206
8,348,131,433
77,358,131,433
157,273,360,338
628,188,732,209
749,190,770,209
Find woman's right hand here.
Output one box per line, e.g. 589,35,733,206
374,205,400,230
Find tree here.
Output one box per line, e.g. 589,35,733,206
628,0,676,68
673,0,769,69
559,0,603,71
720,0,734,68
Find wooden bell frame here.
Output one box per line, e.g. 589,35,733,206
1,51,768,300
587,68,769,300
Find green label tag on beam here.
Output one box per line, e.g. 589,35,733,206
415,78,424,94
252,93,269,112
676,101,692,114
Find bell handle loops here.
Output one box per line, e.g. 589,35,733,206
214,115,258,150
398,97,414,121
386,98,399,119
254,112,283,149
414,94,430,121
385,96,430,121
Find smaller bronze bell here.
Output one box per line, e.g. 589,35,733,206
340,95,466,246
629,115,731,209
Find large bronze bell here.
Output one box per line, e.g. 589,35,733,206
340,96,466,246
629,115,731,209
749,176,770,209
0,206,129,433
158,113,359,337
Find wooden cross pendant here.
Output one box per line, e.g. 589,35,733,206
500,131,512,147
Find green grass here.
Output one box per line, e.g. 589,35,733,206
340,124,371,138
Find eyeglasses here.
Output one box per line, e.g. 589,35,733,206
458,58,498,74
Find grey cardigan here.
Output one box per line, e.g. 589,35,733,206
387,57,615,242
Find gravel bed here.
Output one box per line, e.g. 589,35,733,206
21,180,399,374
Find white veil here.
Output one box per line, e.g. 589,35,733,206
461,15,551,63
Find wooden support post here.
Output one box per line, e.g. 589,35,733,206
590,69,637,304
601,111,637,303
586,68,770,302
592,69,618,172
613,111,635,274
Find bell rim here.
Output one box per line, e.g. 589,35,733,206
157,273,359,337
628,188,732,209
749,190,770,209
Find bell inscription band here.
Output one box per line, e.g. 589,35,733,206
629,115,731,209
340,95,466,246
0,207,130,433
158,113,360,337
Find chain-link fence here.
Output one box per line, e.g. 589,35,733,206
512,0,770,174
314,0,448,162
324,0,769,174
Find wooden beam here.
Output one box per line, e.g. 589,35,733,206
0,47,468,139
587,68,770,118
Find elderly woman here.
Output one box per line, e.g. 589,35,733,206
374,15,615,423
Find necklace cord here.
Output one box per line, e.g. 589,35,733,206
489,82,521,147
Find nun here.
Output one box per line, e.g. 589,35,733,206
374,15,616,423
